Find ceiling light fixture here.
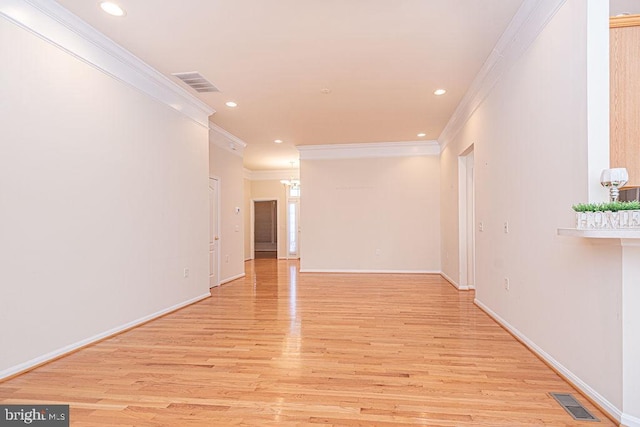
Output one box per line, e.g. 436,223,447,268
320,88,332,94
417,133,426,137
281,161,300,188
99,1,125,16
274,139,283,144
280,178,300,187
434,89,447,96
225,101,238,108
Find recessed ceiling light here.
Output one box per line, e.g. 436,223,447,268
417,133,426,137
434,89,447,96
320,88,332,94
225,101,238,108
99,2,125,16
274,139,283,144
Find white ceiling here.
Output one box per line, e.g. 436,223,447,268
56,0,527,170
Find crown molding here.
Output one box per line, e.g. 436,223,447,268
245,169,300,181
298,141,440,160
438,0,567,148
0,0,214,128
209,122,247,157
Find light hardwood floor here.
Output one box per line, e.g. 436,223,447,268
0,260,615,426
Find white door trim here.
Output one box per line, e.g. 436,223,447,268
250,198,281,259
458,145,475,290
286,198,301,259
209,176,221,287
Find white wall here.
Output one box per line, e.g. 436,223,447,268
0,17,210,376
209,132,246,283
301,156,441,272
440,0,622,415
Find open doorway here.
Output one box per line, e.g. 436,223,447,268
458,146,475,290
254,200,277,259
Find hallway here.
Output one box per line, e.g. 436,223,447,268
0,260,613,425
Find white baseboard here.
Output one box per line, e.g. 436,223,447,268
623,413,640,427
440,271,469,290
244,257,254,261
299,269,441,274
219,272,245,285
474,298,622,424
0,292,211,380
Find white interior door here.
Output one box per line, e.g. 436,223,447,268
209,178,220,287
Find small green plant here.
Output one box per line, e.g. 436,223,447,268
572,200,640,212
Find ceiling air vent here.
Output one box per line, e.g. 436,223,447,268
172,72,219,93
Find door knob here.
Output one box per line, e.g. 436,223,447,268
214,236,220,241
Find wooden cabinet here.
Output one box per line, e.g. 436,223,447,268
610,16,640,187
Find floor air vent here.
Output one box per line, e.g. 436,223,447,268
550,393,599,422
172,72,219,93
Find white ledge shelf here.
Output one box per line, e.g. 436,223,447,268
558,228,640,239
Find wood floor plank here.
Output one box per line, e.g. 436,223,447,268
0,260,615,426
